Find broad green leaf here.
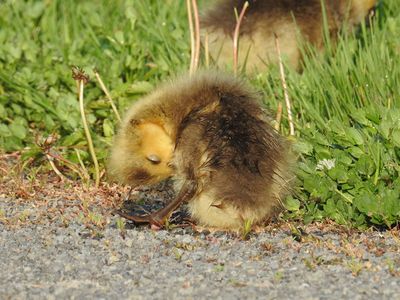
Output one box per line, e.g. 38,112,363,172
346,127,364,145
9,123,27,139
284,196,300,212
293,140,313,155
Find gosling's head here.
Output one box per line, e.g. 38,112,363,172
108,120,174,187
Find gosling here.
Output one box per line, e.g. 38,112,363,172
108,71,292,230
202,0,377,71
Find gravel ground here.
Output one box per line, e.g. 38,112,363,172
1,194,400,300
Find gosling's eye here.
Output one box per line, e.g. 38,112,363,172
146,154,161,164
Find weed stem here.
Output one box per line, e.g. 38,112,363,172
275,102,283,131
187,0,196,75
274,34,295,136
78,80,100,187
94,70,121,122
46,154,67,182
192,0,200,73
74,149,91,183
233,1,249,75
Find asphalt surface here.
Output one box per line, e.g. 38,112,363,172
1,196,400,300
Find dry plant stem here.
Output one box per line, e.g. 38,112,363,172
186,0,196,75
204,31,210,68
74,149,90,182
191,0,200,72
78,80,100,187
124,187,133,201
275,102,283,131
0,151,20,159
93,70,121,122
47,150,86,180
274,34,295,136
46,154,67,182
233,1,249,75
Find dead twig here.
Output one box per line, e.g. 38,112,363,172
35,134,69,182
233,1,249,75
50,151,88,182
45,153,67,182
274,34,295,136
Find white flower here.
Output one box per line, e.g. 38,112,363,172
316,159,336,171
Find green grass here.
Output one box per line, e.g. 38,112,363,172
0,0,399,229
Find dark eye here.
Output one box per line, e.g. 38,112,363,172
146,154,161,164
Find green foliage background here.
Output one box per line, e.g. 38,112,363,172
0,0,399,228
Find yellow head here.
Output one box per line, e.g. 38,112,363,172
108,120,174,187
